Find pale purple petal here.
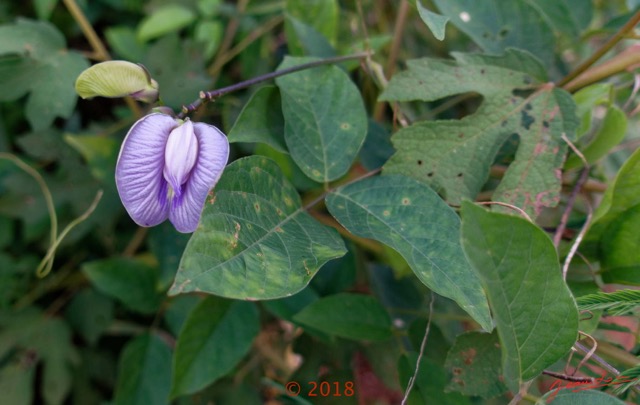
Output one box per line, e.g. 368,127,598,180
163,119,198,203
169,122,229,233
116,113,176,227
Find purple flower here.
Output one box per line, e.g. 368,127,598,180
116,113,229,233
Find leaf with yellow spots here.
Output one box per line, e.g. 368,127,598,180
275,56,368,183
380,49,578,217
170,156,347,299
326,174,492,331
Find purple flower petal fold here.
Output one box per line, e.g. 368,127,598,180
168,122,229,232
163,119,198,203
116,113,230,233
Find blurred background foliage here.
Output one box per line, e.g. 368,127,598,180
2,0,640,404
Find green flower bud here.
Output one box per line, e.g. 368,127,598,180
75,61,159,103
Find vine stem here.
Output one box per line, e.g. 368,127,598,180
0,153,102,278
178,52,372,119
0,153,57,276
401,292,435,405
558,8,640,88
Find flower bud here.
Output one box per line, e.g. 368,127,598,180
75,61,159,103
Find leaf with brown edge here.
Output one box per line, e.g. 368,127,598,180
381,50,578,218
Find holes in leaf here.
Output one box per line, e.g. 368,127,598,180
511,89,535,99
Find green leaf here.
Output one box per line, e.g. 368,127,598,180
163,295,202,336
114,333,172,405
524,0,593,37
326,175,492,331
170,156,346,299
444,331,508,398
576,289,640,316
285,0,338,55
194,20,223,60
539,389,627,404
381,51,577,217
0,311,77,405
262,286,319,322
600,204,640,283
572,83,613,138
284,14,336,57
64,133,119,182
105,26,147,61
432,0,555,63
82,258,162,315
137,4,196,42
254,143,322,191
64,288,114,345
398,353,471,405
197,0,221,16
292,293,392,341
276,56,368,182
0,19,89,130
565,105,626,169
0,359,35,405
227,86,287,152
591,147,640,229
148,222,191,290
359,120,394,171
416,1,449,40
34,0,59,20
460,202,578,391
369,264,425,326
171,298,259,397
143,35,211,109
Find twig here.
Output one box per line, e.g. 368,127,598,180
386,0,410,82
63,0,142,117
574,341,620,376
179,52,372,118
209,14,284,76
542,370,594,383
623,74,640,111
553,134,590,249
401,292,435,405
123,226,148,257
207,0,249,77
373,0,410,122
476,201,533,222
62,0,110,60
562,202,592,280
558,9,640,88
509,377,534,404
